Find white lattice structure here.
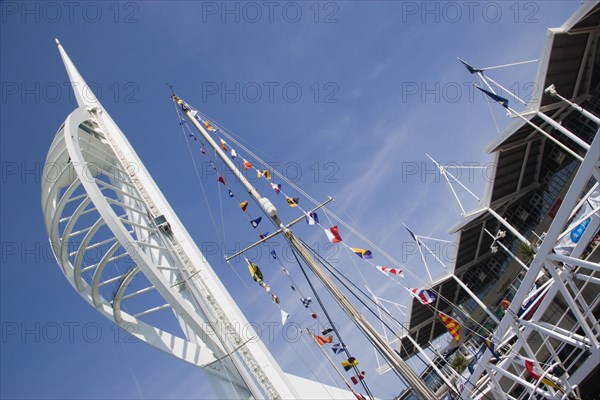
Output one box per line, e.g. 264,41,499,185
467,96,600,399
42,40,353,400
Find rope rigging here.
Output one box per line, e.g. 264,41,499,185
171,95,570,399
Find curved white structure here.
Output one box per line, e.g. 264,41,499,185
42,40,351,400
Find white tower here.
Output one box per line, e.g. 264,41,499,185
42,40,352,400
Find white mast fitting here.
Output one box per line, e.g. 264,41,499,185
43,40,356,400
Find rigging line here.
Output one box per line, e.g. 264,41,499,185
294,332,344,399
308,243,499,400
215,151,228,251
298,241,422,395
255,155,499,348
304,330,377,400
192,105,503,377
175,107,252,292
173,104,224,246
292,211,491,346
200,112,473,337
302,240,496,400
307,212,499,343
288,246,376,400
195,110,280,170
288,245,420,398
481,59,539,71
478,74,501,134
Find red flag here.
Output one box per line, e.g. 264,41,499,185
243,159,253,170
313,335,333,346
350,371,365,385
218,176,225,185
377,266,403,276
324,226,342,243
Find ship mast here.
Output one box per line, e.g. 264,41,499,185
173,95,438,400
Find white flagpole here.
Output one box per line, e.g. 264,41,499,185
406,224,501,325
545,84,600,125
477,74,591,151
485,229,529,271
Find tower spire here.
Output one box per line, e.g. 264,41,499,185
55,39,99,108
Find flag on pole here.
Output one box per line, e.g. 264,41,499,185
405,225,418,242
205,120,216,131
518,284,547,320
271,294,280,304
350,248,373,259
231,148,237,159
218,175,225,185
260,282,270,292
322,328,334,335
313,335,333,346
259,232,269,239
439,312,460,342
258,170,271,180
467,344,486,374
239,201,248,211
484,338,501,360
324,226,342,243
250,217,262,228
286,197,300,207
246,260,263,284
305,212,319,225
458,58,484,74
524,359,566,393
200,147,206,154
475,85,509,108
376,266,403,276
270,182,281,194
280,309,289,325
409,288,436,304
332,342,346,354
350,371,365,385
228,189,234,197
243,159,253,170
342,357,359,371
220,138,228,152
270,250,277,259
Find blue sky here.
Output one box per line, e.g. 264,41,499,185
1,1,583,399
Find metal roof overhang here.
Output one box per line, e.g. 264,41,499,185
397,2,600,360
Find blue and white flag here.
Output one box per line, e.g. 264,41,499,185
409,288,436,305
250,217,262,228
305,212,319,225
332,342,346,355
